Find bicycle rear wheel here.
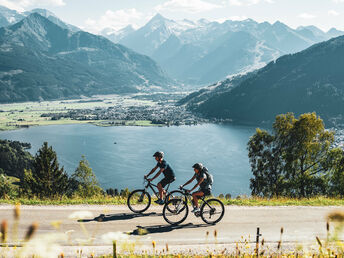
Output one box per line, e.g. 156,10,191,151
163,198,189,225
127,189,151,213
200,198,225,224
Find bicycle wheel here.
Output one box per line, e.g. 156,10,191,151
165,190,187,203
127,189,151,213
200,198,225,224
165,190,188,213
163,198,189,225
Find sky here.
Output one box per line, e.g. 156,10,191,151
1,0,344,33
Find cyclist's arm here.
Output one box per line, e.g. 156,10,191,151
190,177,204,192
182,174,196,187
151,168,164,180
146,166,158,177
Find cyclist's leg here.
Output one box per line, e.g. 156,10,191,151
158,177,168,200
192,190,204,208
159,177,175,200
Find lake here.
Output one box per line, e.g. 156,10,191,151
0,124,257,196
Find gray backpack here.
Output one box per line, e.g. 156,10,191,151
203,167,214,186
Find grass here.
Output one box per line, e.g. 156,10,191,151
0,95,157,131
0,196,344,206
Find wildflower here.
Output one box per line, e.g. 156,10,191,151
14,203,21,220
316,236,322,247
1,220,8,243
277,241,281,250
68,211,93,220
25,222,39,241
281,227,284,234
152,240,156,249
166,243,169,252
327,211,344,222
214,229,218,238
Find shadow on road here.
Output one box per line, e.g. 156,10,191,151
78,212,162,223
130,223,214,235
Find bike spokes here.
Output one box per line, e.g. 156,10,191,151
200,199,225,224
127,190,151,213
163,199,189,225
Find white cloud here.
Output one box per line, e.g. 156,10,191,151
299,13,316,19
333,0,344,3
328,10,340,16
155,0,222,14
0,0,65,12
228,0,274,6
85,8,143,33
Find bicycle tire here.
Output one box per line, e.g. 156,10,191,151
163,198,189,225
165,190,188,213
127,189,151,213
165,190,188,204
200,198,225,224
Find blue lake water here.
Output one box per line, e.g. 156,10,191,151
0,124,257,196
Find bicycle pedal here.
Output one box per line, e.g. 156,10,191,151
194,211,200,217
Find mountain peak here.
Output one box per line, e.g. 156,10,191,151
29,8,57,18
150,13,167,22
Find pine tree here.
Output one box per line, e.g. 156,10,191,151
22,142,69,198
71,156,103,198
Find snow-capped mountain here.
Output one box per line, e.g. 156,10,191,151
111,14,344,85
0,13,174,103
0,5,79,32
0,6,24,27
101,25,135,43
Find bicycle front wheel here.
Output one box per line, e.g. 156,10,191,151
163,198,189,225
200,198,225,224
127,189,151,213
165,190,188,213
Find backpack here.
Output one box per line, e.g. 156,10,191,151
202,167,214,186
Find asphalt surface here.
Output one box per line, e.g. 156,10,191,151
0,205,343,257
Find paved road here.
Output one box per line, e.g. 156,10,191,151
0,205,343,256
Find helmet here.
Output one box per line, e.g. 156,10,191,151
153,151,164,158
192,163,203,170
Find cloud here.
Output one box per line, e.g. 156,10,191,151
328,10,340,16
155,0,222,13
299,13,316,19
84,8,143,33
333,0,344,3
228,0,274,6
0,0,65,12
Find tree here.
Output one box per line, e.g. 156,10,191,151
328,149,344,196
248,112,342,198
0,140,33,178
22,142,69,198
71,156,103,198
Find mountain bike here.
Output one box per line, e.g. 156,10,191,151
127,177,186,213
162,187,225,225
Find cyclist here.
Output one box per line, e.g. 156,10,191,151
180,163,212,213
145,151,175,205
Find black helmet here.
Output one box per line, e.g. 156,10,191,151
192,163,203,170
153,151,164,158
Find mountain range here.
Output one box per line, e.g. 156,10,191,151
103,14,344,85
0,12,173,103
180,35,344,127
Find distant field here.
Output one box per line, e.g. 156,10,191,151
0,95,156,131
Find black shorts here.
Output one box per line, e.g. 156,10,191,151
159,177,175,188
199,188,211,196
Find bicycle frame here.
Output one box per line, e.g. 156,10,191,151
143,179,171,199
